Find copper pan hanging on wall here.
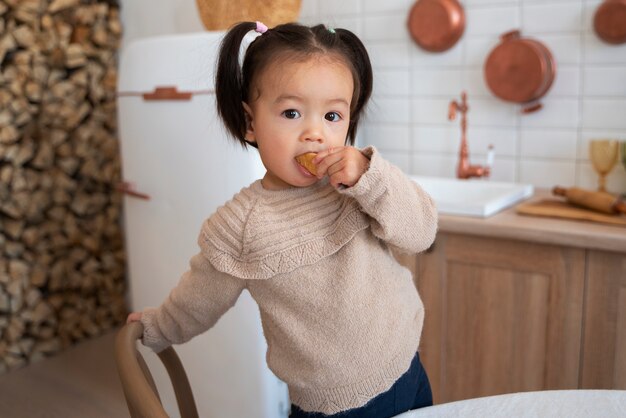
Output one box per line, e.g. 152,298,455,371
407,0,465,52
484,30,556,114
593,0,626,45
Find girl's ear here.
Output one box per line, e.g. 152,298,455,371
242,102,256,144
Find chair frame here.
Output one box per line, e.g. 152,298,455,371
115,321,199,418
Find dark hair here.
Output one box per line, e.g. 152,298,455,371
215,22,373,148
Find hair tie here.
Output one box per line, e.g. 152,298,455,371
255,21,268,34
328,27,336,34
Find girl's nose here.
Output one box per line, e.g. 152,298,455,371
301,116,324,143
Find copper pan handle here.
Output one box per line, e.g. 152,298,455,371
521,102,543,114
500,29,521,42
116,181,151,200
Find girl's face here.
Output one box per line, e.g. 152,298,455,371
243,55,354,190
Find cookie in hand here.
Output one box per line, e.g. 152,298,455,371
295,152,318,176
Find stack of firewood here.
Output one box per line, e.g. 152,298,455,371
0,0,126,373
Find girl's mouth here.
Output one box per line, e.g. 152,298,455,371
296,160,315,177
295,152,318,177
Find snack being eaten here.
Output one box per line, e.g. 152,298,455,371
295,152,318,176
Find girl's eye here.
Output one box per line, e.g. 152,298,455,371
283,109,301,119
325,112,341,122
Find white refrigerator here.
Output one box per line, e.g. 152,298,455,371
117,32,289,418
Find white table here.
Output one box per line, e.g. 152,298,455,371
395,390,626,418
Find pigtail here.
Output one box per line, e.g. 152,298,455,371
215,21,257,148
335,28,373,145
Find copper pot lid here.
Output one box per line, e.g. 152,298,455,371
407,0,465,52
594,0,626,44
484,31,556,104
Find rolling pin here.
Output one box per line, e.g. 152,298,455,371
552,186,626,215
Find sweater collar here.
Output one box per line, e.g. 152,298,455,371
200,177,370,280
250,177,333,200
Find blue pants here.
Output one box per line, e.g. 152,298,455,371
290,352,433,418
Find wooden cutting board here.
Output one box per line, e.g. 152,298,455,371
516,199,626,227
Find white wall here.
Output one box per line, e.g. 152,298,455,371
119,0,204,49
121,0,626,192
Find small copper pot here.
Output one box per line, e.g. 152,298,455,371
484,30,556,113
594,0,626,45
407,0,465,52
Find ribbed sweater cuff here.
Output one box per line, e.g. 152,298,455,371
140,308,170,353
339,146,387,202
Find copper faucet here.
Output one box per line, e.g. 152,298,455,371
448,91,493,179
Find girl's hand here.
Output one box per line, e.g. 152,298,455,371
126,311,143,324
313,146,370,188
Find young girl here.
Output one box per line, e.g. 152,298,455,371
127,21,438,418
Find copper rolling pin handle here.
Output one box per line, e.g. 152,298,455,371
116,181,151,200
614,200,626,214
552,186,626,215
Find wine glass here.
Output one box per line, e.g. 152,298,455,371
589,139,619,192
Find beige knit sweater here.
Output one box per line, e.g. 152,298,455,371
140,146,438,414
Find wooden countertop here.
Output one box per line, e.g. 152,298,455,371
437,189,626,253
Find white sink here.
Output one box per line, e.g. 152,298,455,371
410,176,534,218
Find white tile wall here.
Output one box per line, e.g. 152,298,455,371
520,159,577,189
373,69,410,97
412,126,459,153
470,127,517,156
520,129,578,159
363,14,410,41
522,2,583,35
412,69,462,96
464,37,500,67
518,98,580,129
362,0,413,14
464,98,518,127
362,124,411,151
465,6,520,37
319,0,361,16
582,100,626,130
465,0,520,5
300,0,626,193
412,99,453,124
412,41,464,67
367,42,411,68
549,67,580,97
368,97,411,124
584,67,626,97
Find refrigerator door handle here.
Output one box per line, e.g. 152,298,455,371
143,86,192,101
116,181,151,200
117,87,215,100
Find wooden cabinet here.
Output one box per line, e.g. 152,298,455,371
580,250,626,389
399,232,626,404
